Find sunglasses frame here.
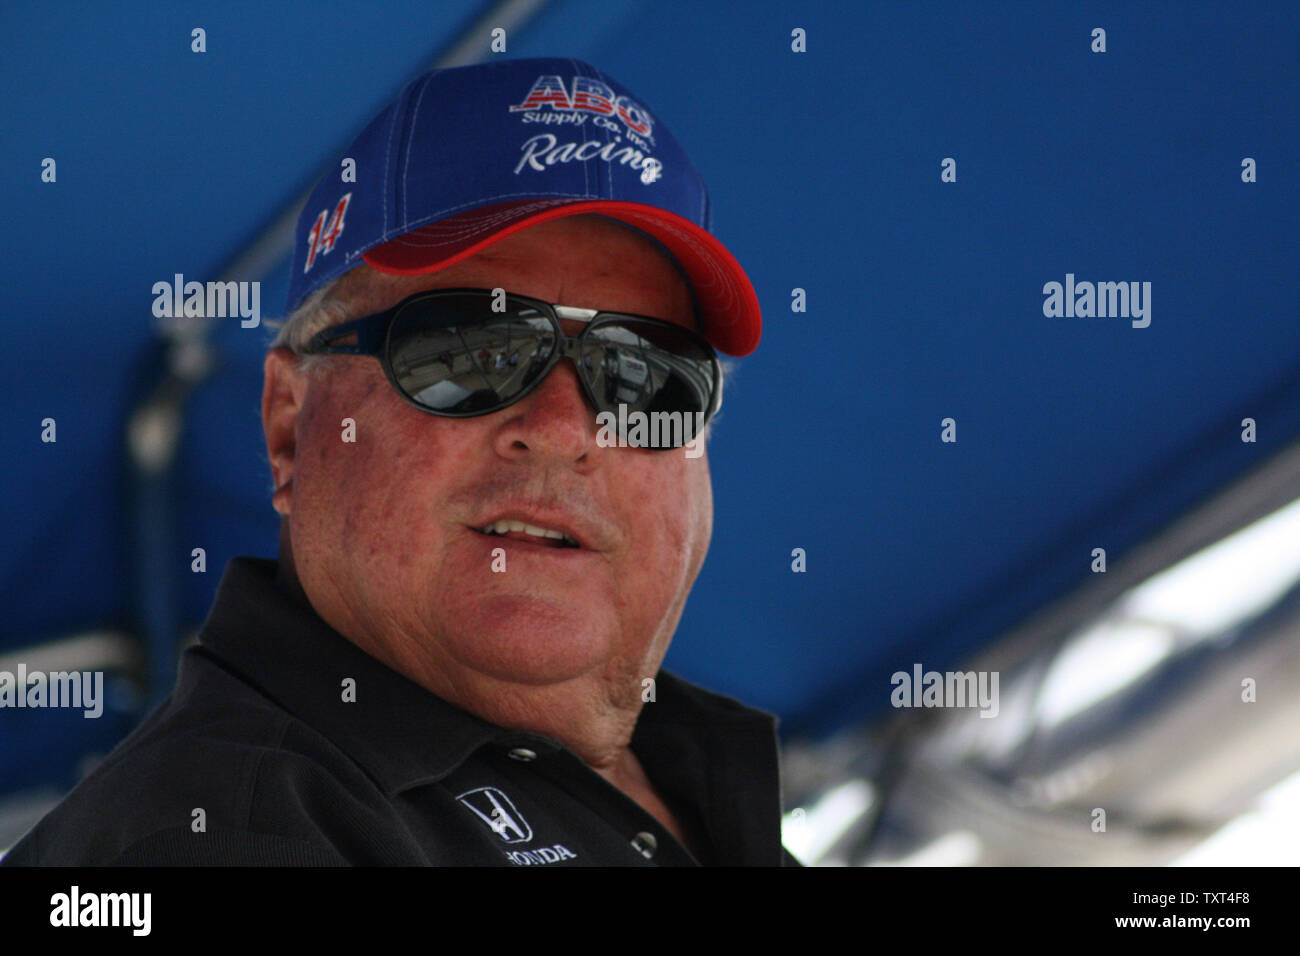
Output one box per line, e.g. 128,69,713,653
301,288,723,446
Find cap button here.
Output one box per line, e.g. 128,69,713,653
507,747,538,762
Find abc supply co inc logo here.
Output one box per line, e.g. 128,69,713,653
507,74,664,185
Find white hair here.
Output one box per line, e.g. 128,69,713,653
264,265,410,374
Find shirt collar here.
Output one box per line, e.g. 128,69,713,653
196,557,779,796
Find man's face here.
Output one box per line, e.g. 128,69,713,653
263,215,714,709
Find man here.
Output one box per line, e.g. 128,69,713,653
4,57,792,866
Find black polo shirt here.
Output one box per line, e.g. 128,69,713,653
4,558,797,866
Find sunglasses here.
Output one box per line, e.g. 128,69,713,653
302,288,721,450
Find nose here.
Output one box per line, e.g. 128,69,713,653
491,354,597,463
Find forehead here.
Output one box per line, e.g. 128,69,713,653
347,215,698,329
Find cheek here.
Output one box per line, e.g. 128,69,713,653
682,456,714,573
297,378,381,508
620,453,714,599
293,374,458,572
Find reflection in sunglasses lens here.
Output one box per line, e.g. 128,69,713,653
390,297,555,414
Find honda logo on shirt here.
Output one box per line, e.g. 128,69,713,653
456,787,533,844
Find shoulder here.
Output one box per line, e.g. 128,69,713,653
3,652,397,866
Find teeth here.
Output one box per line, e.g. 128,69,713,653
479,519,578,546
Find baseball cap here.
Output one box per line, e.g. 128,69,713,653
287,57,761,357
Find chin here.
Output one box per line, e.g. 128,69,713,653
439,594,616,686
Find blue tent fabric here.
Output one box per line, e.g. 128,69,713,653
3,2,1299,796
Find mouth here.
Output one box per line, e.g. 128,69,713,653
472,518,584,550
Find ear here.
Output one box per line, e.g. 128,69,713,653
262,347,312,517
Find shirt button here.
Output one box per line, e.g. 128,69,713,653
507,747,537,762
631,831,658,859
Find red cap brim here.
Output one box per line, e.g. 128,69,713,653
363,199,761,357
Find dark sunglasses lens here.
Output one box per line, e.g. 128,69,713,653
386,294,555,414
581,320,716,447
